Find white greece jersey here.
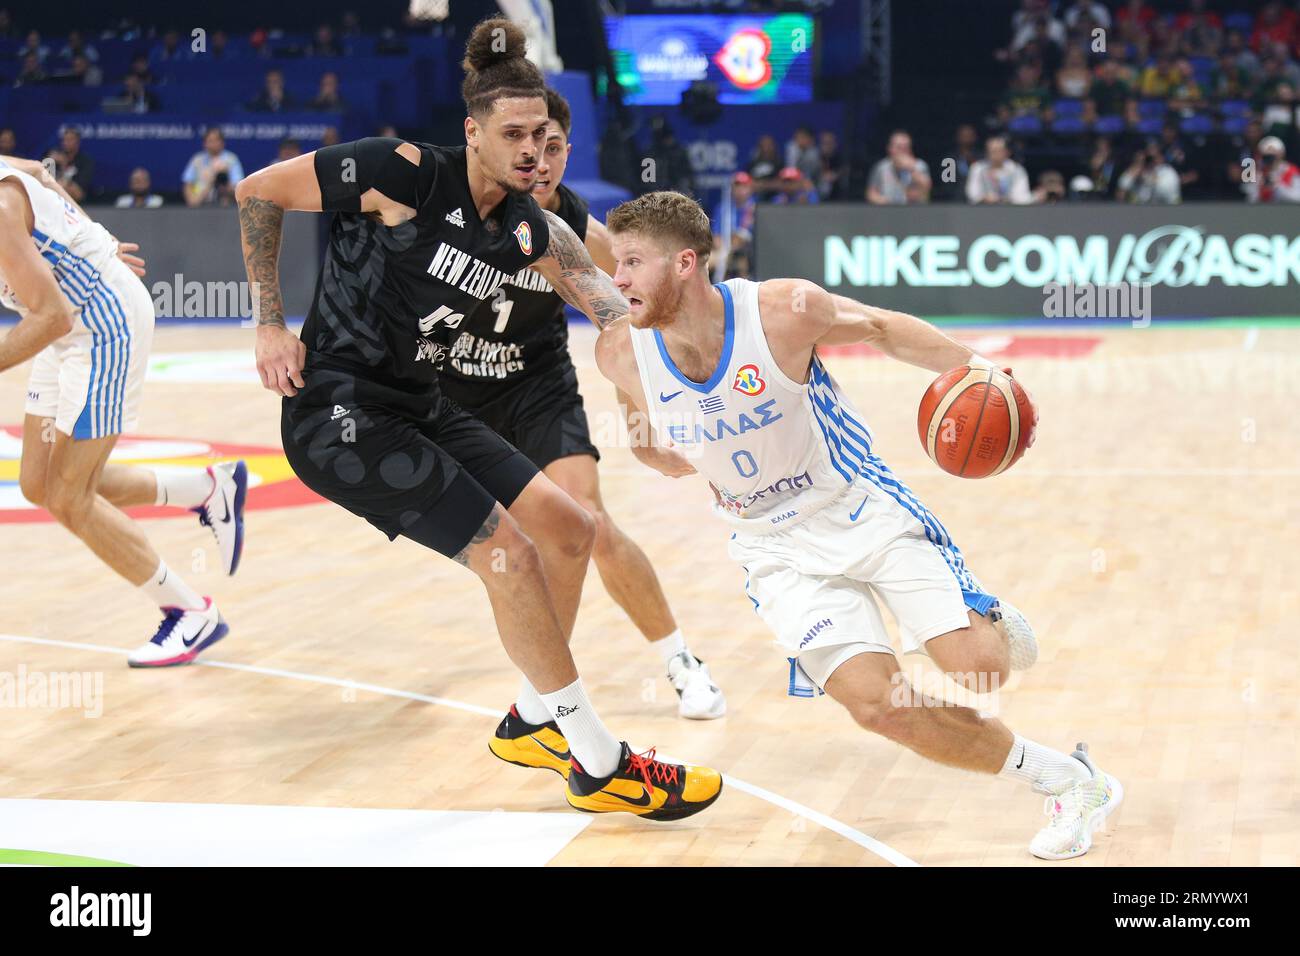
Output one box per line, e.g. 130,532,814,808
1,159,155,440
0,160,120,313
629,278,873,534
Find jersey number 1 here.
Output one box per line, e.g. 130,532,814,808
491,290,514,333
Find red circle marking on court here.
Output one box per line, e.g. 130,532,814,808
0,427,320,524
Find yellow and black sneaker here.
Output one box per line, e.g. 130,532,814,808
488,705,573,778
566,742,722,821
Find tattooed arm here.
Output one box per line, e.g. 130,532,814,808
531,210,628,330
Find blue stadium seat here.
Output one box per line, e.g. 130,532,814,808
1051,117,1088,133
1053,98,1085,118
1138,99,1167,119
1136,118,1164,135
1180,113,1216,134
1221,99,1251,118
1222,116,1248,134
1008,114,1043,133
1224,12,1255,34
1094,115,1125,134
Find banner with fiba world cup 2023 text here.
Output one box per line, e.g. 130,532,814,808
754,204,1300,317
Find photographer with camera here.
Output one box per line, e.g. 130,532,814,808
182,126,244,207
1116,139,1181,204
1245,135,1300,203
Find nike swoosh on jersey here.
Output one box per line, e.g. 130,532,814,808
659,390,683,402
849,492,871,521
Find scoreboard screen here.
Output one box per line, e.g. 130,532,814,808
604,13,815,105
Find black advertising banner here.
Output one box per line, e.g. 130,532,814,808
754,203,1300,317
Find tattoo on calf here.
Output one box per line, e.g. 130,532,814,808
452,508,502,567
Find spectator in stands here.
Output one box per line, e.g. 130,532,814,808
817,129,846,200
210,30,232,60
13,52,48,88
1261,83,1298,148
1139,50,1181,98
320,126,341,147
1032,169,1067,203
938,123,981,201
1057,46,1091,98
310,72,348,111
182,127,244,207
58,30,100,65
999,61,1051,125
1251,2,1297,54
1117,141,1181,203
715,170,756,254
53,128,94,203
1160,120,1199,193
1228,118,1265,187
115,167,163,208
310,23,343,57
867,130,931,205
63,54,103,87
1090,58,1131,116
1088,135,1119,197
151,27,189,65
1225,29,1261,76
119,73,160,113
1167,57,1206,112
249,69,295,112
128,53,155,86
772,166,819,204
341,11,363,38
1245,135,1300,202
0,128,17,156
1212,52,1252,99
1011,9,1066,65
1116,0,1157,38
966,135,1032,204
1063,1,1110,32
18,29,49,64
276,138,302,163
747,135,782,191
0,9,13,42
784,126,821,184
1176,0,1222,56
376,124,399,138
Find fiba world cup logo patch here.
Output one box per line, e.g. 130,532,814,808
732,363,766,396
513,221,533,255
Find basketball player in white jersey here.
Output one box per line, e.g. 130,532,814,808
0,154,246,666
594,191,1123,859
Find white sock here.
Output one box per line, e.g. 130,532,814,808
154,467,215,508
515,677,551,725
999,735,1090,794
649,628,686,666
540,678,621,778
140,560,206,611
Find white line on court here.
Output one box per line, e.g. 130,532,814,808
0,632,920,868
1243,326,1259,352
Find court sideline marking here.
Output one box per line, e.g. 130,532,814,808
0,633,920,868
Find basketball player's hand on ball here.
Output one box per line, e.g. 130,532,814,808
256,325,308,397
115,241,147,278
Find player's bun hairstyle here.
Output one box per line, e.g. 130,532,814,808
461,17,545,119
606,191,713,263
545,88,572,136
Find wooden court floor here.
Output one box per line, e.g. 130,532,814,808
1,322,1297,866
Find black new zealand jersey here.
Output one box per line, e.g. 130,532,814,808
438,183,588,405
301,144,551,396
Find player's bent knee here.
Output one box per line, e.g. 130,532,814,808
550,498,595,561
43,481,92,531
844,691,905,737
18,472,45,508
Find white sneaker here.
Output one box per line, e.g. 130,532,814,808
1030,743,1124,860
128,598,229,668
195,460,248,576
667,653,726,720
996,600,1038,670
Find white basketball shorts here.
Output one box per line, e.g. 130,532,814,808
728,458,998,697
24,256,156,440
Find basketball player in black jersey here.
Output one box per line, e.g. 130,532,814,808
233,19,721,820
440,89,726,722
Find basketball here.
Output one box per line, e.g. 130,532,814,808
918,365,1037,479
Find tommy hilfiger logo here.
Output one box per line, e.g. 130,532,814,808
331,405,350,421
445,207,465,228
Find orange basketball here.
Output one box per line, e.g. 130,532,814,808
917,365,1037,478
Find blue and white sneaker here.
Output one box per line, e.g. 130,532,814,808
194,460,247,576
1030,742,1124,860
128,598,229,668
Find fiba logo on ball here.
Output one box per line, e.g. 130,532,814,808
918,365,1037,479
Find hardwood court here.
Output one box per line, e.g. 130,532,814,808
2,322,1297,866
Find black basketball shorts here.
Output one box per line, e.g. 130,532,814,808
457,364,600,471
281,367,539,558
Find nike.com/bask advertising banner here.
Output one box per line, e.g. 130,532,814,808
754,204,1300,317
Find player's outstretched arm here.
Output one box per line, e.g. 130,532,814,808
0,181,75,371
532,210,627,330
825,291,974,373
596,320,696,478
